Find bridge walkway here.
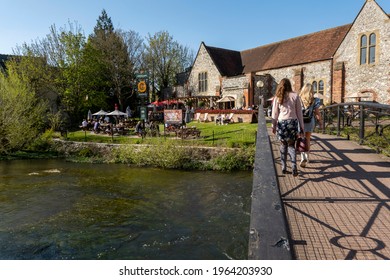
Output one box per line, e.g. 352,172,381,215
268,129,390,260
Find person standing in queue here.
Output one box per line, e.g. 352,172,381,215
271,78,304,176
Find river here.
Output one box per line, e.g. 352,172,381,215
0,159,252,260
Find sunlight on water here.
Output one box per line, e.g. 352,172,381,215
0,160,252,260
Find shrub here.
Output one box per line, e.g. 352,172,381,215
114,144,255,171
0,63,47,154
114,143,193,169
28,129,54,151
78,147,94,158
208,147,255,171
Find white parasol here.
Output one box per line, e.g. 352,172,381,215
216,96,235,103
92,109,108,116
107,109,128,116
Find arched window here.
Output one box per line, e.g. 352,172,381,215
312,80,325,97
318,80,324,96
360,35,367,65
369,33,376,64
360,32,377,65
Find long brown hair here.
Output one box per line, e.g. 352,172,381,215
276,78,293,104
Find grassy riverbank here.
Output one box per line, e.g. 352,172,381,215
63,122,259,148
0,122,256,171
50,122,258,171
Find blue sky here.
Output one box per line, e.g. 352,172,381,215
1,0,389,55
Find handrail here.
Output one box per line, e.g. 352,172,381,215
248,104,292,260
319,102,390,153
325,102,390,110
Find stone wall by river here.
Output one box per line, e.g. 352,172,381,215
53,140,236,159
50,140,253,171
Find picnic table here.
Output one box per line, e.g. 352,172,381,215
175,127,201,139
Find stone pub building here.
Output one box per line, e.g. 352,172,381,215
175,0,389,109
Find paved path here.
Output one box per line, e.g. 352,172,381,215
269,130,390,260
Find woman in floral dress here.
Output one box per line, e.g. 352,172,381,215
271,78,304,176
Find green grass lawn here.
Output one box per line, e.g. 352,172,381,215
63,121,259,148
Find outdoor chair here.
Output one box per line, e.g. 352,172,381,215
200,113,209,122
194,112,201,122
223,113,234,124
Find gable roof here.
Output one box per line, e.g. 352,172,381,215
203,44,243,77
240,24,351,73
200,23,352,77
176,67,191,86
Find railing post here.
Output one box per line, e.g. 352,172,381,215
359,104,365,144
321,109,326,133
337,106,341,136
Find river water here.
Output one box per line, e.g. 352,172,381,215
0,159,252,260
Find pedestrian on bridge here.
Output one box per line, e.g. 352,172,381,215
271,78,305,176
299,83,323,167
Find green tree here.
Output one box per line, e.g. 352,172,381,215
94,9,114,35
15,22,107,125
0,60,47,154
87,10,134,111
143,31,194,100
56,24,89,123
119,29,145,107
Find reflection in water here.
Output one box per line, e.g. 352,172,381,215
0,160,252,260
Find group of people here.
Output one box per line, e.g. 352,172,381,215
271,78,322,176
81,117,128,135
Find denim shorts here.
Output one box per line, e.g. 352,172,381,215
303,117,315,133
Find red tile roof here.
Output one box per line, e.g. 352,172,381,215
203,24,352,77
241,24,352,73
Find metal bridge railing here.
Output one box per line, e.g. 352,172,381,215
320,102,390,155
248,104,292,260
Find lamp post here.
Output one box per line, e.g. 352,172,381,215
256,80,264,106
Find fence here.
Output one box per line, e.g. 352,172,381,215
320,102,390,154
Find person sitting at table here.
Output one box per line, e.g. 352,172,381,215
87,120,93,130
215,114,222,125
93,121,100,133
181,119,187,129
149,121,160,137
105,123,113,135
81,119,88,131
135,120,144,137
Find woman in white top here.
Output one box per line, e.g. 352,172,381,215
272,78,304,176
